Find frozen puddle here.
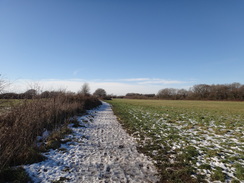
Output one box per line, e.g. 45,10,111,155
25,102,159,183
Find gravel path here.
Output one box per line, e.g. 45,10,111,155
25,102,159,183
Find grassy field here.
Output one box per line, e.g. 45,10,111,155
0,99,23,114
107,99,244,183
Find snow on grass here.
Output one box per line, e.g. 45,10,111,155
107,99,244,183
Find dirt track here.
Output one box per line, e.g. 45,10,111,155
25,102,159,183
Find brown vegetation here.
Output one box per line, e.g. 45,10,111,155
0,92,101,172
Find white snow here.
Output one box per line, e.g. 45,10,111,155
24,102,159,183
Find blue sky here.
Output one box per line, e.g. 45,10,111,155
1,0,244,95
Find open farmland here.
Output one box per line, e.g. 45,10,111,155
107,99,244,183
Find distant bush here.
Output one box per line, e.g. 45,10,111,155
93,88,107,98
0,93,20,99
125,93,156,99
103,96,112,100
0,90,65,99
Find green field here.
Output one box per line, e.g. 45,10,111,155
0,99,22,114
107,99,244,183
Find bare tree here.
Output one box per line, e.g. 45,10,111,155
93,88,106,98
0,74,7,93
157,88,177,99
240,85,244,100
0,79,3,93
26,81,42,95
177,89,188,99
79,83,90,96
229,82,241,100
191,84,210,99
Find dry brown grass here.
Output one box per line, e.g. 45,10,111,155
0,93,101,171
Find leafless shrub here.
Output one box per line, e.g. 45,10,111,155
79,83,90,96
0,93,101,170
0,75,8,94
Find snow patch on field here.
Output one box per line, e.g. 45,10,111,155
121,104,244,182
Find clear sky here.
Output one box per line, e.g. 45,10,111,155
1,0,244,95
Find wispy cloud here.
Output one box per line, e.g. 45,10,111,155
119,78,150,82
119,78,186,85
138,79,186,85
6,78,193,95
72,70,80,76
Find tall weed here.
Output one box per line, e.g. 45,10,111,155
0,93,101,170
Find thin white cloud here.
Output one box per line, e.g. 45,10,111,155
119,78,186,85
138,79,186,85
6,78,193,95
119,78,150,82
72,70,80,76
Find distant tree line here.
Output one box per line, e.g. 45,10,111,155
125,93,156,99
0,85,110,100
157,82,244,101
0,90,69,99
1,82,244,101
122,83,244,101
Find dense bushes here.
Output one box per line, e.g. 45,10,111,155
0,93,101,171
125,93,156,99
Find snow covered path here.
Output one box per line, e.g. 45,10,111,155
25,102,159,183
